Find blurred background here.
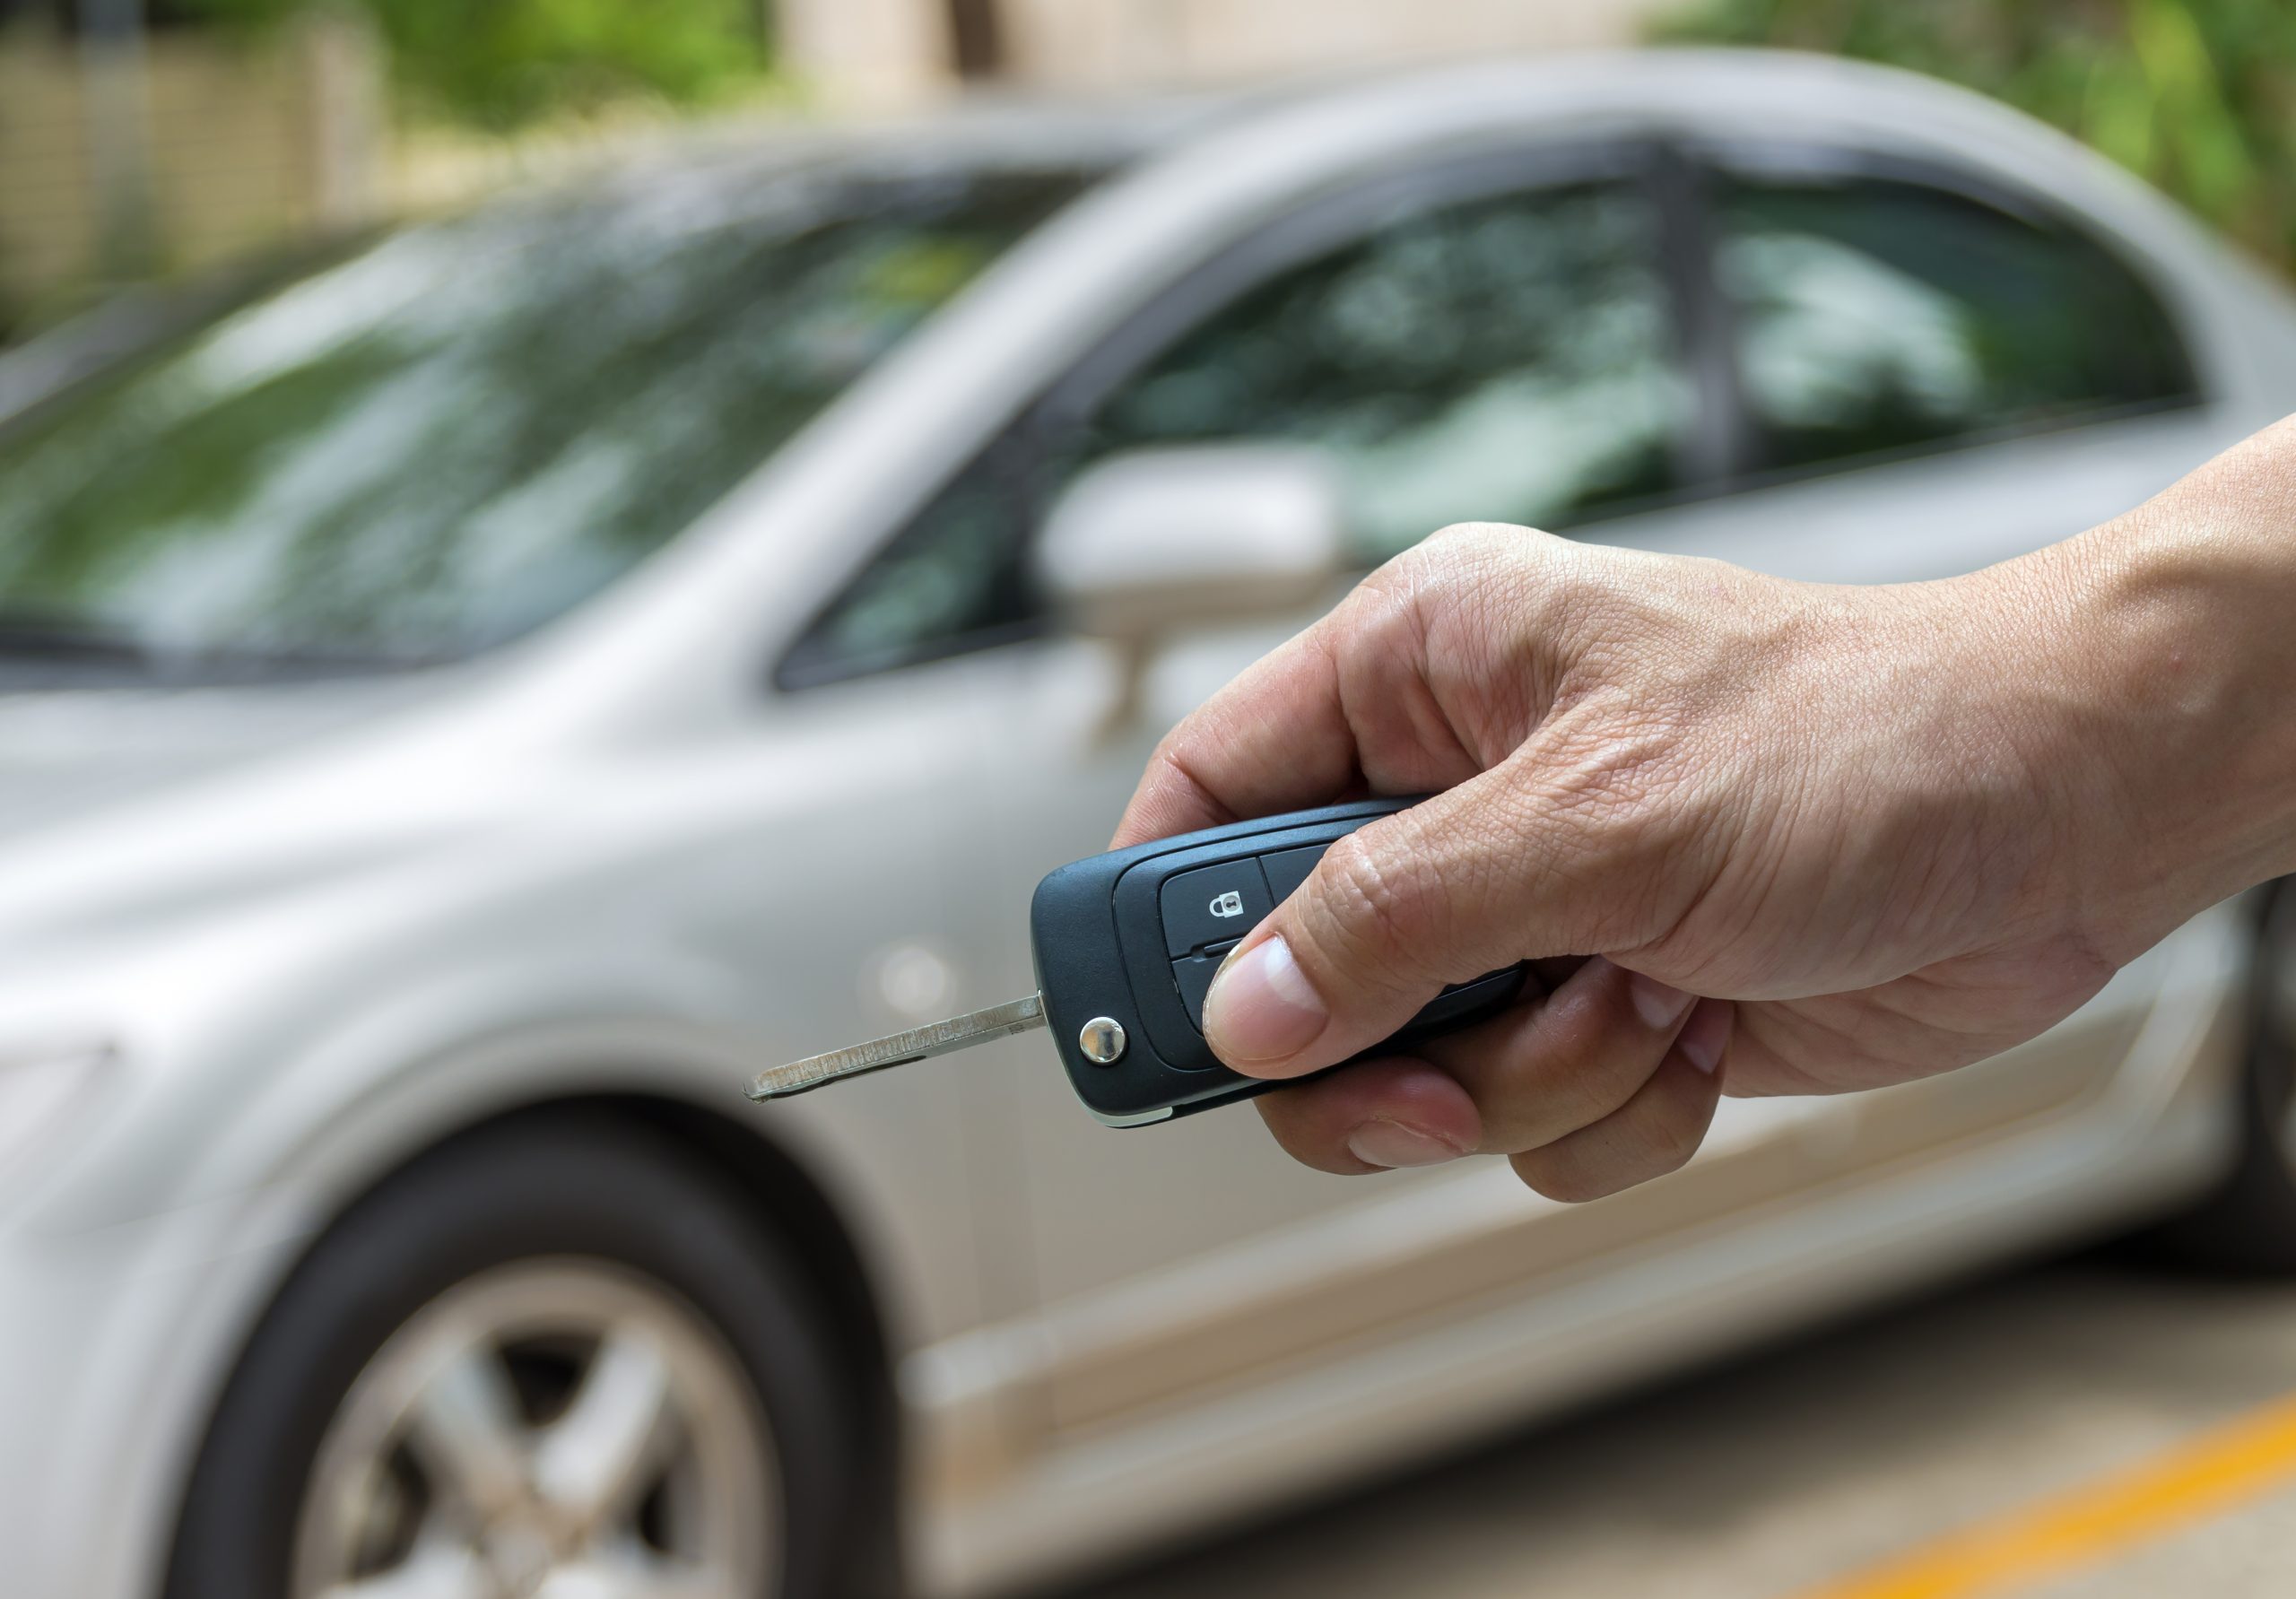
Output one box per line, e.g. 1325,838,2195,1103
16,0,2296,343
11,4,2296,1599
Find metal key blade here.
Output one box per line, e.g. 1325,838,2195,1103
746,992,1047,1102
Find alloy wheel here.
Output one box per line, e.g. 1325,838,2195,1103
290,1257,778,1599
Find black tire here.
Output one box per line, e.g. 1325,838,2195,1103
2141,882,2296,1273
164,1108,862,1599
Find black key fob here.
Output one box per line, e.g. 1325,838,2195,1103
1031,795,1528,1126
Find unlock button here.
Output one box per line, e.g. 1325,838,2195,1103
1160,859,1273,957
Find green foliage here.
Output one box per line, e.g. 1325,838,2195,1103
1655,0,2296,269
185,0,770,130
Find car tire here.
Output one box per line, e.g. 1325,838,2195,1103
2141,882,2296,1273
164,1108,863,1599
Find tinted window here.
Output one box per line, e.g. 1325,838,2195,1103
1716,171,2198,475
788,176,1687,684
0,164,1090,676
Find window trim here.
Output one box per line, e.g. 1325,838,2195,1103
775,136,1701,691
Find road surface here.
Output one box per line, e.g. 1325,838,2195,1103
1044,1254,2296,1599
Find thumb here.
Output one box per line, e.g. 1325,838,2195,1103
1203,772,1604,1079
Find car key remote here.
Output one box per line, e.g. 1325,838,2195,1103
745,795,1529,1127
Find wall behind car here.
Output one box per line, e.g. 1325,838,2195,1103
0,12,382,336
768,0,1679,100
987,0,1677,88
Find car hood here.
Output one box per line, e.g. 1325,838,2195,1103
0,673,519,968
0,678,444,839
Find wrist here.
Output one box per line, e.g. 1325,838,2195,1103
2005,455,2296,959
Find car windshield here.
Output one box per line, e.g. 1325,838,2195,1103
0,158,1092,677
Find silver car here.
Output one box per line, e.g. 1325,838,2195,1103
2,49,2293,1599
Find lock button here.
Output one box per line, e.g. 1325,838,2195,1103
1160,859,1272,957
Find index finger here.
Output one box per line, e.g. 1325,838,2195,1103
1109,626,1359,848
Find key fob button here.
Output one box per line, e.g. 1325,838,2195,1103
1170,945,1235,1038
1161,860,1272,957
1260,843,1326,902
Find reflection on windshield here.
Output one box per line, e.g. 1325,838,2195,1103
0,161,1089,672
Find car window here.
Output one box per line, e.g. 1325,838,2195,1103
0,162,1092,676
786,174,1688,686
1713,170,2199,477
1071,179,1686,555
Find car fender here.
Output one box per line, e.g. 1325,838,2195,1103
39,944,943,1599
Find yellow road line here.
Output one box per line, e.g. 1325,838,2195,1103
1792,1389,2296,1599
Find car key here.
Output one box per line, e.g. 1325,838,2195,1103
745,795,1529,1126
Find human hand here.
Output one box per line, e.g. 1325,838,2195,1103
1112,426,2296,1199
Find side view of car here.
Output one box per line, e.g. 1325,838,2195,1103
3,48,2295,1599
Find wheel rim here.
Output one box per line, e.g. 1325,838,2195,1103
291,1258,778,1599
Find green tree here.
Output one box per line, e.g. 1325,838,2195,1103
1657,0,2296,271
187,0,770,130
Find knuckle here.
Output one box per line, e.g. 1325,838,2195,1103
1426,519,1552,559
1424,525,1551,611
1145,719,1191,767
1375,523,1539,604
1330,561,1438,668
1413,520,1502,564
1606,1076,1711,1181
1138,734,1196,797
1541,1038,1657,1141
1308,829,1443,982
1421,521,1514,576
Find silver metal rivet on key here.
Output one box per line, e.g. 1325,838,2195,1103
746,993,1046,1101
1078,1017,1126,1065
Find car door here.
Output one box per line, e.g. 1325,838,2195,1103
972,153,1704,1300
1572,144,2228,1173
774,143,1770,1421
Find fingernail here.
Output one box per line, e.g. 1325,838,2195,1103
1204,935,1328,1064
1627,969,1695,1029
1678,998,1732,1075
1346,1119,1465,1169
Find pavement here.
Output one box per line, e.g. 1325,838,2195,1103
1045,1253,2296,1599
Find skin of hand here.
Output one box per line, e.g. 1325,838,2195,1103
1111,417,2296,1201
